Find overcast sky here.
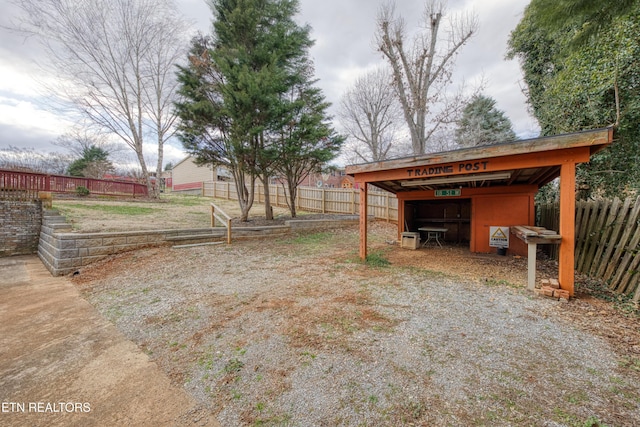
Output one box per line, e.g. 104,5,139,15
0,0,537,168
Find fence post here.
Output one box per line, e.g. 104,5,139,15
351,190,355,214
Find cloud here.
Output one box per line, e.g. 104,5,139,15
0,0,539,164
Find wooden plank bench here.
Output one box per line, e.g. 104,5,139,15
511,226,562,290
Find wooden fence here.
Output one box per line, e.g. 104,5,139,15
538,197,640,301
0,169,148,200
203,181,398,222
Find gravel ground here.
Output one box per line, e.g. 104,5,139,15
72,222,640,426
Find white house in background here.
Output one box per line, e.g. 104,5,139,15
170,156,231,193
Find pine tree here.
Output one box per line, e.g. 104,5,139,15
455,95,516,148
175,0,341,220
273,66,343,217
67,146,114,178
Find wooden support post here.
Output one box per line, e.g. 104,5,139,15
397,199,405,241
359,184,368,260
527,242,537,290
559,162,576,295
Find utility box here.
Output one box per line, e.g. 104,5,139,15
401,232,420,250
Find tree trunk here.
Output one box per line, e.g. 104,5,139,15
154,133,163,198
135,148,152,197
287,180,297,218
232,167,254,222
261,172,273,220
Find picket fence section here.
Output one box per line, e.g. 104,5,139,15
203,181,398,222
538,197,640,301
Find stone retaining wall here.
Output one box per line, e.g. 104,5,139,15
0,200,42,257
38,216,361,276
285,216,360,229
38,226,219,276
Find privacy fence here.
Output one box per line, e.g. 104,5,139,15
538,197,640,301
203,181,399,223
0,169,148,199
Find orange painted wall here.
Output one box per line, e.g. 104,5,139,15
398,185,536,256
470,192,535,255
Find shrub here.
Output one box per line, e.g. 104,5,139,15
75,186,90,197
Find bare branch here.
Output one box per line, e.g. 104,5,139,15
375,0,478,155
10,0,190,196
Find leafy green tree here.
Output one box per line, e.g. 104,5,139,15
455,95,516,147
175,0,339,221
273,71,344,217
507,1,640,197
67,146,114,178
525,0,637,46
175,35,255,220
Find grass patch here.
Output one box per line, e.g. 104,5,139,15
56,203,158,216
290,231,334,245
483,278,520,289
161,194,209,207
366,250,391,267
619,357,640,372
223,358,245,374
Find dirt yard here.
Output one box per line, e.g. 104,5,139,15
65,197,640,427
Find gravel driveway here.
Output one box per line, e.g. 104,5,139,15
73,223,640,426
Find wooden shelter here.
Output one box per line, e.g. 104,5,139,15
345,128,614,295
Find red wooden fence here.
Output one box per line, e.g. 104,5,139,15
0,169,148,200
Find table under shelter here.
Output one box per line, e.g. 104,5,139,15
345,128,614,296
417,226,448,248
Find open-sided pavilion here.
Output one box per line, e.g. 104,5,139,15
345,127,614,295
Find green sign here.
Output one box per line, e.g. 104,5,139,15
435,189,461,197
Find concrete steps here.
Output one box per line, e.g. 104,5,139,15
42,210,73,232
165,231,225,246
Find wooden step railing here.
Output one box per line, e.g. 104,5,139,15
210,202,232,244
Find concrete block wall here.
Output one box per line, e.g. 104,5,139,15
0,200,43,257
38,219,217,276
37,212,364,276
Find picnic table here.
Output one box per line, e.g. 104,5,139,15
418,226,448,248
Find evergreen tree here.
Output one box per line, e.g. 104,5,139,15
273,66,344,217
67,146,114,178
508,1,640,197
455,95,516,148
175,0,341,220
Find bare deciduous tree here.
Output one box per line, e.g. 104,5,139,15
376,1,477,155
338,67,405,162
0,146,72,174
10,0,189,197
52,127,125,158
